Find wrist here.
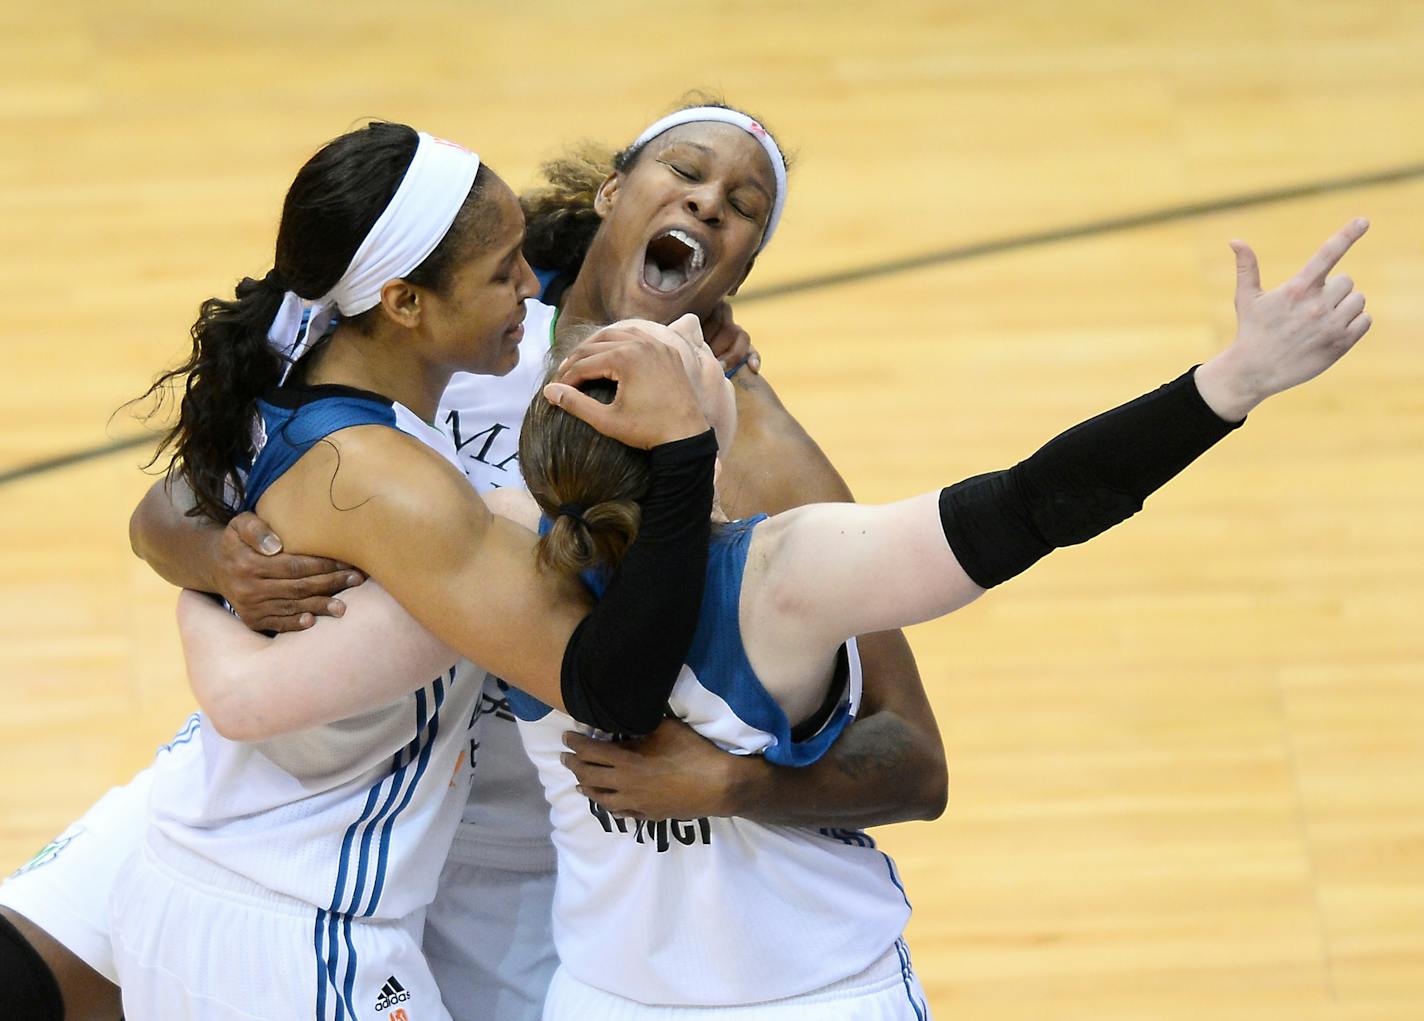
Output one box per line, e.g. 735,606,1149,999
716,752,770,817
654,415,713,447
1193,350,1260,423
649,428,718,462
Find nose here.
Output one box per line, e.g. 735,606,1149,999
515,253,540,302
684,184,724,224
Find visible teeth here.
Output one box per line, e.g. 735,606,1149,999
667,229,706,272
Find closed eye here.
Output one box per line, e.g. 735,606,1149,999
660,159,699,182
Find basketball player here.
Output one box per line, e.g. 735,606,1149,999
103,121,724,1020
11,101,940,1021
175,208,1370,1018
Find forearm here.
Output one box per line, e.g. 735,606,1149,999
130,476,224,592
178,586,455,740
940,365,1242,589
560,430,718,734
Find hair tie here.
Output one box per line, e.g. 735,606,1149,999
557,502,588,526
263,268,288,291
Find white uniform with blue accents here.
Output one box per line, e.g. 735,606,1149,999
110,384,486,1021
511,518,932,1020
0,299,561,1021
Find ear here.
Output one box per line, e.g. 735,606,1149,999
668,312,705,347
725,255,757,298
592,172,621,219
378,279,423,329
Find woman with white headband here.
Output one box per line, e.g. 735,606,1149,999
171,139,1373,1021
2,101,947,1021
102,120,723,1020
178,189,1373,1017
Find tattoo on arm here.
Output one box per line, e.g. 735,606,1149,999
830,714,913,782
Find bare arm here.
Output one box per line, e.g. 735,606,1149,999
175,488,539,741
745,220,1375,684
176,584,455,741
130,474,364,633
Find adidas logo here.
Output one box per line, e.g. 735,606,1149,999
374,975,411,1011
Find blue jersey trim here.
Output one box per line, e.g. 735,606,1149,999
245,390,396,512
894,937,928,1021
506,684,554,722
313,669,449,1019
511,515,854,766
158,712,201,754
534,267,563,303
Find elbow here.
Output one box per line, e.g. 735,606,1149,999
201,699,259,743
910,733,949,821
917,758,949,821
196,685,274,743
128,503,149,562
202,706,252,743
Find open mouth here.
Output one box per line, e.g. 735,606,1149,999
641,228,708,294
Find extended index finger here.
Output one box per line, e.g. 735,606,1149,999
1293,218,1369,288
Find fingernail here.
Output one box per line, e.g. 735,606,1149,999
560,753,572,767
259,535,282,556
328,600,345,617
299,613,314,628
346,573,362,587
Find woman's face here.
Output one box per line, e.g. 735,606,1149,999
592,121,776,324
420,175,540,376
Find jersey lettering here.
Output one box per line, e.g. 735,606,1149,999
587,798,712,852
443,411,520,474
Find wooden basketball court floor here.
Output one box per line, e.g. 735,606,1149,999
1,2,1421,1017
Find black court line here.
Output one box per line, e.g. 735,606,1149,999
0,432,157,488
736,160,1424,304
4,159,1422,490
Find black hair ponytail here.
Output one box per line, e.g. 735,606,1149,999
137,121,488,523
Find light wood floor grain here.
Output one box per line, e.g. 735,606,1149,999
1,2,1421,1016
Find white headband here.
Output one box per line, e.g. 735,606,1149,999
267,131,481,379
630,107,787,252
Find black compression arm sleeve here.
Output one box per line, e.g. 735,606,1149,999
560,430,717,735
939,367,1243,588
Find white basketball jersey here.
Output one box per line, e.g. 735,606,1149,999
438,297,559,870
510,519,914,1006
149,387,487,922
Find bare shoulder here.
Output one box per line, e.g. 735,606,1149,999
258,425,491,561
483,486,541,530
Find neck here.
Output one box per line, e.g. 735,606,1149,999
304,323,450,423
553,245,616,349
